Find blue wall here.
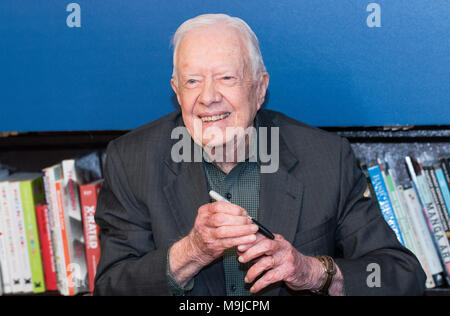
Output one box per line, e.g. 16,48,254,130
0,1,449,131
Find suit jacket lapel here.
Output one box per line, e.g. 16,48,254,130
257,111,304,244
257,111,305,296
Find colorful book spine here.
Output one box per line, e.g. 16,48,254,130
397,185,435,288
423,165,450,238
381,162,415,251
0,179,22,293
55,179,73,296
440,158,450,199
19,176,46,293
435,164,450,218
368,165,404,245
61,159,89,295
405,156,450,283
8,180,33,293
403,185,444,287
0,174,12,294
35,204,58,291
43,165,69,296
79,180,103,294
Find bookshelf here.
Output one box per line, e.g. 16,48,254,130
1,125,450,296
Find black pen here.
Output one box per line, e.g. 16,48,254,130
208,190,275,240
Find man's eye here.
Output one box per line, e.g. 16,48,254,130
222,76,233,80
187,79,197,84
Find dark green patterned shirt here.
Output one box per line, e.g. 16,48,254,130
203,159,260,296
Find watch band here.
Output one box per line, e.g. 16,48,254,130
311,255,337,296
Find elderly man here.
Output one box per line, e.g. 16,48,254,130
93,14,426,296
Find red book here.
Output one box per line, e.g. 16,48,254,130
79,180,103,294
34,204,58,291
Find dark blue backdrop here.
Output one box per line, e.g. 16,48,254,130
1,1,449,131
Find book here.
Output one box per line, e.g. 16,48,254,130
7,174,35,293
436,162,450,218
398,185,436,288
35,204,58,291
0,171,11,294
55,177,73,295
367,165,405,245
0,176,22,293
43,164,70,295
17,174,46,293
61,159,89,295
403,185,444,287
422,164,450,239
440,158,450,196
406,156,450,283
380,159,415,251
79,179,103,293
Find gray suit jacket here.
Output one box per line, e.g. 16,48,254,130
93,109,426,296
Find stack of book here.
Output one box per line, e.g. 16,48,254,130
0,151,104,296
362,156,450,289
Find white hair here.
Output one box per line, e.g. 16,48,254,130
171,13,266,82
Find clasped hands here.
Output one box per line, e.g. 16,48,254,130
187,201,319,294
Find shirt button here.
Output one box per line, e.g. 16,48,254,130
230,285,236,292
225,192,232,200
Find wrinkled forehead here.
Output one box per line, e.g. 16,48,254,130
176,24,251,75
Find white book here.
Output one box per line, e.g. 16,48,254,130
403,185,445,284
399,186,436,288
0,179,22,293
61,159,89,294
43,165,70,296
0,172,12,294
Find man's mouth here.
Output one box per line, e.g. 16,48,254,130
200,112,231,122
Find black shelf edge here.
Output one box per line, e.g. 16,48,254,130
321,125,450,142
1,125,450,150
0,130,129,150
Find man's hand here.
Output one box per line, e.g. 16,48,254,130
169,201,258,287
188,201,259,266
237,233,343,295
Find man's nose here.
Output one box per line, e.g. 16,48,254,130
199,78,222,106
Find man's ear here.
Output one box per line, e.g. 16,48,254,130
256,72,270,110
171,78,182,105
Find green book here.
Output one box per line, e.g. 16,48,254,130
19,174,46,293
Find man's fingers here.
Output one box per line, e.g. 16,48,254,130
207,212,251,227
237,233,266,253
238,239,275,263
209,201,248,217
214,224,259,239
220,234,257,249
249,268,282,294
244,255,275,284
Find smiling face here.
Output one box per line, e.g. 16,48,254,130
171,23,269,149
